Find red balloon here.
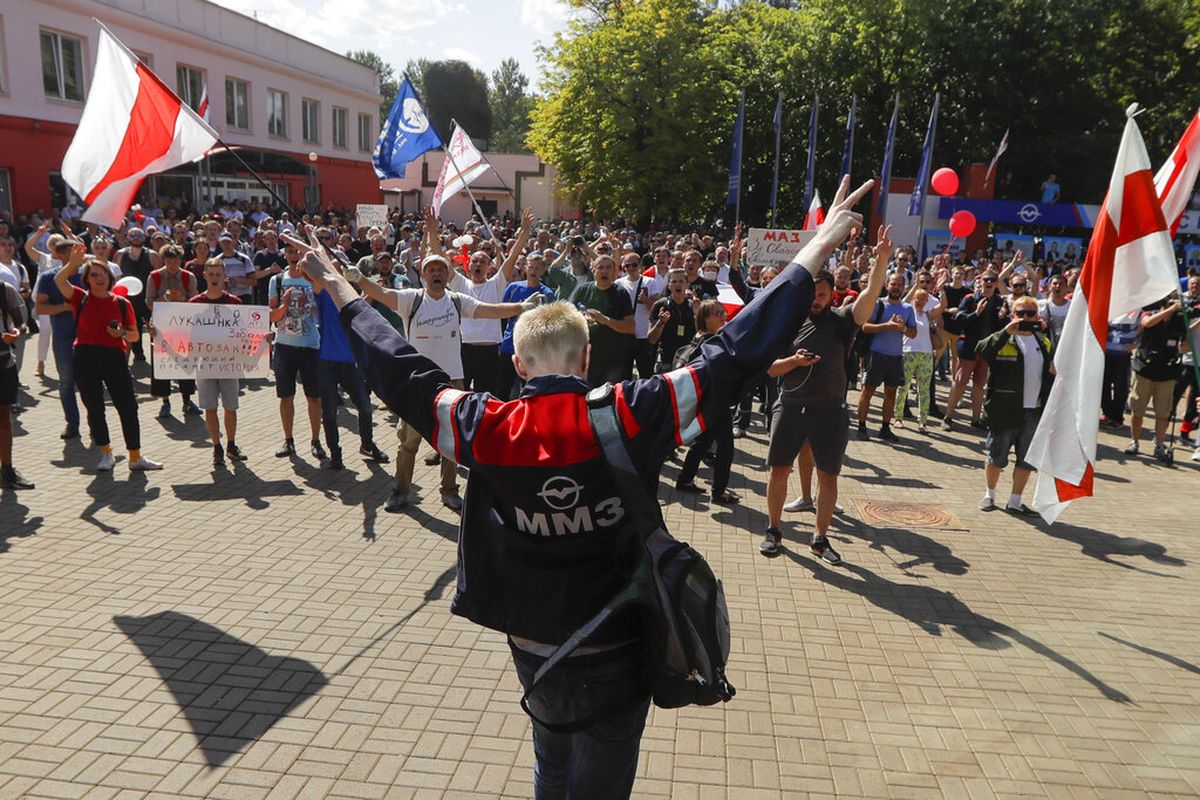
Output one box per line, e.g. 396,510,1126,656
931,167,959,196
948,210,976,238
112,285,129,297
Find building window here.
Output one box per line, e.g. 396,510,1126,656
332,107,347,148
132,51,152,67
0,17,7,94
301,98,319,144
357,113,372,152
40,30,85,101
176,64,204,111
267,89,287,138
0,168,11,218
225,77,249,130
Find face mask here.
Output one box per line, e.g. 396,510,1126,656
703,270,718,282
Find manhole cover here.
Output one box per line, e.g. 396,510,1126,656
855,501,959,529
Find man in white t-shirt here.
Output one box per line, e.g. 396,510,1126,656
450,209,533,396
355,252,536,512
615,251,664,378
1037,274,1071,346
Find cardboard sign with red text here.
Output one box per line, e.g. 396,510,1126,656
745,228,817,267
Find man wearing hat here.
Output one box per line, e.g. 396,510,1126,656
115,227,160,362
217,231,256,304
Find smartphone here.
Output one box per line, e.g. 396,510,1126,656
107,320,120,330
1018,320,1040,332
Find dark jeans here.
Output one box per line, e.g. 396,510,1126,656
510,641,650,800
149,347,195,401
51,332,80,427
318,359,374,455
75,344,140,449
1176,366,1198,428
678,408,733,494
1102,351,1132,423
462,342,501,396
630,338,654,379
497,349,520,401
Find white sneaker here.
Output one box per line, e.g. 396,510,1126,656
1192,448,1200,462
97,452,115,472
784,497,814,512
129,456,164,471
978,494,996,511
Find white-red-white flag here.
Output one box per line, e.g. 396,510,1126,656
984,128,1009,188
1154,109,1200,236
198,84,210,123
802,190,824,231
1027,110,1179,523
431,123,491,216
61,26,217,229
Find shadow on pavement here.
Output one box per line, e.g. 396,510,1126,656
0,491,43,553
81,472,161,535
1030,520,1185,577
1098,631,1200,675
844,523,970,576
782,549,1132,703
113,610,328,768
171,462,305,511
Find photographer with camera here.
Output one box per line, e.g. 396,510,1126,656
975,295,1054,514
285,176,875,799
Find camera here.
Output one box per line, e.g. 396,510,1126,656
1017,320,1040,332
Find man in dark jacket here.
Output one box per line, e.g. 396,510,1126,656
284,176,875,800
976,295,1053,514
943,268,1008,430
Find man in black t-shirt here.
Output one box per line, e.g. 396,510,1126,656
648,269,696,372
683,250,719,299
571,255,634,385
760,226,892,561
251,230,287,305
1126,296,1187,461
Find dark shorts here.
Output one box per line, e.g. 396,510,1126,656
864,351,904,387
0,364,16,406
986,408,1042,471
767,404,849,475
273,343,320,399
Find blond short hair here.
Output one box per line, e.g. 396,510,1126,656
1012,295,1038,311
513,301,589,376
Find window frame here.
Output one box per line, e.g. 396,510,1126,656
332,106,348,149
301,97,320,144
175,63,205,112
267,88,288,139
357,113,372,152
40,28,86,103
225,76,250,131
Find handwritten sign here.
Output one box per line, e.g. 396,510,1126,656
745,228,817,267
356,204,389,232
151,302,272,379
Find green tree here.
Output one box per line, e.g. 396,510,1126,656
347,50,398,124
489,58,536,153
420,60,493,142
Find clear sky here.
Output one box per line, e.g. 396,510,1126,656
211,0,569,90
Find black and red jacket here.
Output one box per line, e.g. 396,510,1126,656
340,262,816,646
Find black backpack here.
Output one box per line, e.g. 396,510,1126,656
518,384,735,732
848,299,885,365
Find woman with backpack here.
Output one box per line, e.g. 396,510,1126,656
673,299,739,504
54,243,163,473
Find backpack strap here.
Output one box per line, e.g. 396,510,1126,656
406,289,424,333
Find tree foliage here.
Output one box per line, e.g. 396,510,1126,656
347,50,398,124
531,0,1200,225
489,58,537,153
420,60,494,142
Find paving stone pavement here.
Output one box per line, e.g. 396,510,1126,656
1,352,1198,799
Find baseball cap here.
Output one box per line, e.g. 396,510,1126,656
218,232,234,242
421,253,450,269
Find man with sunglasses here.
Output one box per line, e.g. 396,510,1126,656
943,268,1007,430
975,295,1053,514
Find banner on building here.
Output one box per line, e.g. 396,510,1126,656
922,231,961,261
1041,236,1084,264
151,302,272,379
745,228,817,267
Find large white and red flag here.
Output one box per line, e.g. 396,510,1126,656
61,25,217,229
1154,108,1200,235
431,123,491,216
1027,109,1179,523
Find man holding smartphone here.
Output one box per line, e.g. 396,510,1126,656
975,295,1054,514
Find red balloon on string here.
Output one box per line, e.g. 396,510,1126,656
948,210,976,238
112,285,129,297
931,168,959,196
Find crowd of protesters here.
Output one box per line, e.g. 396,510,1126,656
0,198,1197,531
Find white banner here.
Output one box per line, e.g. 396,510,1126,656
151,302,272,379
356,203,389,232
744,228,817,267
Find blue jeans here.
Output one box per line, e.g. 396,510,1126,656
317,359,374,455
510,641,650,800
52,332,80,427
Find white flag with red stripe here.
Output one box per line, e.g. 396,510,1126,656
61,26,217,229
1154,108,1200,235
431,123,491,216
802,190,824,230
1027,110,1179,523
198,84,210,123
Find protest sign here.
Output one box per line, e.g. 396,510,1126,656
923,231,961,260
745,228,816,267
356,203,389,232
151,302,272,379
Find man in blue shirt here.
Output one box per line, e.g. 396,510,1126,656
30,237,83,439
855,272,916,441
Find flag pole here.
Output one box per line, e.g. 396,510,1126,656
215,140,301,219
770,92,783,228
915,93,939,261
734,89,744,228
441,142,495,239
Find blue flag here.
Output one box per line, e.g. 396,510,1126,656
877,94,900,216
801,96,819,215
769,92,783,215
373,77,443,180
726,90,744,206
908,93,939,216
840,95,856,180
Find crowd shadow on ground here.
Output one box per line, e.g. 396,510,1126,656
1013,517,1186,578
113,610,328,768
171,461,305,511
1098,631,1200,675
79,472,161,535
0,490,44,554
780,547,1132,703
